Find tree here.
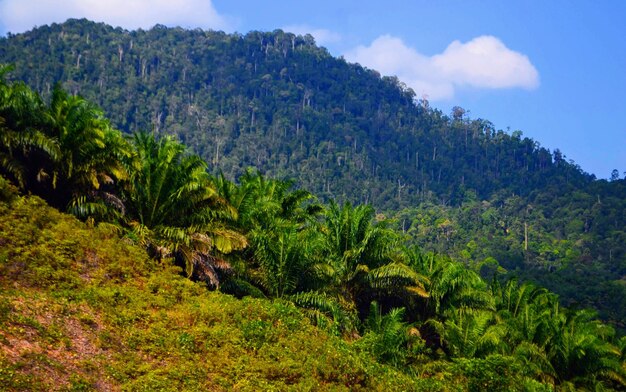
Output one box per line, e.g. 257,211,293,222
214,169,322,297
123,132,246,288
404,249,493,319
228,169,322,232
427,307,505,359
356,301,419,367
492,279,626,389
491,279,556,383
42,85,130,211
250,222,319,298
543,308,625,389
0,65,59,190
304,202,428,332
611,169,620,181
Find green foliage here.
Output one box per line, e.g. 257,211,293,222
288,201,429,335
356,301,422,367
1,169,625,389
405,249,493,319
397,190,626,330
0,19,604,212
452,355,552,392
0,65,131,221
0,19,625,389
0,188,426,391
121,131,246,287
250,224,317,297
217,169,322,298
0,174,17,202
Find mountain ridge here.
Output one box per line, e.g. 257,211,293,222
0,18,597,210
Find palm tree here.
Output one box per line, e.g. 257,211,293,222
215,169,322,297
123,132,246,288
404,248,493,319
357,301,416,367
250,222,320,298
219,168,321,232
301,202,428,333
427,307,505,359
42,85,131,209
0,73,128,218
403,248,498,355
0,66,59,189
492,279,625,388
491,279,556,384
492,279,552,343
66,126,133,220
543,308,625,389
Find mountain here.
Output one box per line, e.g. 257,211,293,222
0,18,595,209
2,21,626,389
1,19,625,329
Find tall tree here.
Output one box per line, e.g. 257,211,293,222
41,85,129,210
215,169,323,296
404,249,493,319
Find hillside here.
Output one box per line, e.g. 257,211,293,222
0,18,598,209
1,68,625,390
1,19,624,329
0,179,429,391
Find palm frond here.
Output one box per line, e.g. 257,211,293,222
290,290,356,333
367,262,430,297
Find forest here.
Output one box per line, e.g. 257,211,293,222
1,63,626,390
0,19,625,390
0,19,625,330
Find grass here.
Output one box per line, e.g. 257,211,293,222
0,181,425,391
0,178,554,391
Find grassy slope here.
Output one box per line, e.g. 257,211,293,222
0,178,437,391
0,178,549,392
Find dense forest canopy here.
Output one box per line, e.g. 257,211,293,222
0,18,602,209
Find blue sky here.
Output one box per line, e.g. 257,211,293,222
1,0,624,178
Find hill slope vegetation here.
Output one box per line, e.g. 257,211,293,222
1,70,626,389
2,19,624,330
0,18,603,208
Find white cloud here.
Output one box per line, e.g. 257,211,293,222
0,0,229,34
344,35,539,100
282,24,341,46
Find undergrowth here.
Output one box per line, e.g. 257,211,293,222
0,181,426,391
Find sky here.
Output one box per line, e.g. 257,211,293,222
0,1,624,179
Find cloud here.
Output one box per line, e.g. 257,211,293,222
282,24,341,46
344,35,539,100
0,0,229,34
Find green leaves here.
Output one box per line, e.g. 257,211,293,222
367,262,429,298
488,279,626,389
122,132,246,287
251,225,315,298
1,57,624,389
357,301,419,367
0,71,132,219
288,202,430,334
0,68,56,190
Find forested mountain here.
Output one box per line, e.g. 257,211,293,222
2,40,626,389
0,18,598,207
1,19,625,330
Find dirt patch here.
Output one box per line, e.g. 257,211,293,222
0,297,120,391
